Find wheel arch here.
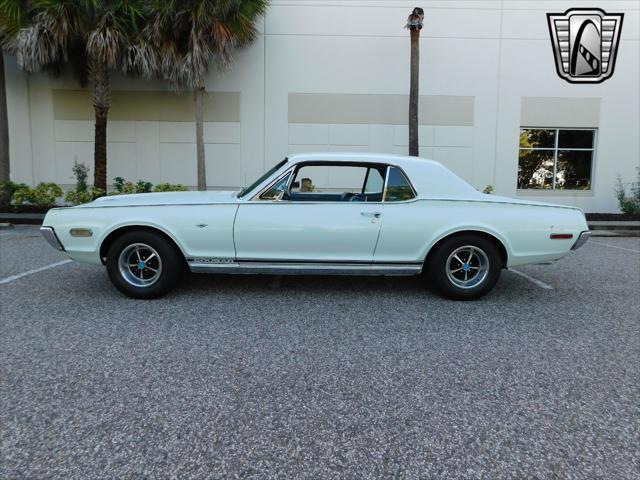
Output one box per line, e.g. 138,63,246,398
423,229,509,268
99,224,187,265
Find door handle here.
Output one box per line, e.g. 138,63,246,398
361,212,382,218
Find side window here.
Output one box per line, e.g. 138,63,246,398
259,172,292,200
289,165,370,201
364,168,384,194
384,167,415,202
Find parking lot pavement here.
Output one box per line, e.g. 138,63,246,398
1,227,639,479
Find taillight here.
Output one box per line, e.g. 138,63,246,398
550,233,574,239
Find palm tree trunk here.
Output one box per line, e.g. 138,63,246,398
93,106,108,190
409,29,420,157
195,86,206,190
0,52,10,182
88,57,110,191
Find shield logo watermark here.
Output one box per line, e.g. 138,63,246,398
547,8,624,84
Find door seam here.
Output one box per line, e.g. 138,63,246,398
371,204,384,263
231,204,240,260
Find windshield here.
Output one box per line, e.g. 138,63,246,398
237,158,288,198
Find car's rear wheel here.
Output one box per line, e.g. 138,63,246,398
106,230,183,299
426,235,502,300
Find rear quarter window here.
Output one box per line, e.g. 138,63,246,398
384,167,415,202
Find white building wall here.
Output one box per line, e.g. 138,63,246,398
3,0,639,212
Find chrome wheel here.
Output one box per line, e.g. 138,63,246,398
118,243,163,288
445,245,490,289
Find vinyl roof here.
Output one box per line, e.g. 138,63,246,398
288,152,442,168
280,152,481,200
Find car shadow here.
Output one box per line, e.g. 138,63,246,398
183,273,427,295
57,263,536,304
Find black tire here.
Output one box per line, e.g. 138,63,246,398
106,230,184,299
426,234,502,300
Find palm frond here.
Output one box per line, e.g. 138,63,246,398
146,0,268,86
0,0,28,51
16,21,60,71
38,0,85,53
122,37,158,78
86,12,123,68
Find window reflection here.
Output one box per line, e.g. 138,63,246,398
518,128,595,190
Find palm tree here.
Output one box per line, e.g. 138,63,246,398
405,7,424,157
12,0,151,191
144,0,268,190
0,51,8,182
0,0,28,182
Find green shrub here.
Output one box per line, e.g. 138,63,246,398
153,183,188,192
0,181,29,209
614,168,640,215
483,185,494,194
65,187,105,205
112,177,153,194
135,180,153,193
13,183,63,208
65,162,105,205
71,161,89,193
113,176,126,194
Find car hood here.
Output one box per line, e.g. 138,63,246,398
76,190,239,208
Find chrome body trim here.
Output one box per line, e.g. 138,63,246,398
571,230,591,250
382,165,418,202
251,167,296,201
72,202,241,209
188,260,422,276
382,166,391,202
40,226,65,251
68,196,579,209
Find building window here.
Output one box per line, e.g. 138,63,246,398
518,128,595,190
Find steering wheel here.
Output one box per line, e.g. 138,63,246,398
349,193,366,202
341,192,354,201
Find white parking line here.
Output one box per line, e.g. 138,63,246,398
0,259,72,285
509,268,553,290
590,241,640,253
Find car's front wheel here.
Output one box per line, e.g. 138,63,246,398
426,235,502,300
106,230,183,299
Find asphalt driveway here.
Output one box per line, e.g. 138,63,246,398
1,226,639,479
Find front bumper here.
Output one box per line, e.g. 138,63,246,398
571,230,591,250
40,226,65,251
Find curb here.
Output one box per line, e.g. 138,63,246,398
590,230,640,238
0,213,45,225
588,221,640,232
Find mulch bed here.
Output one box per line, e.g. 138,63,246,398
0,206,51,214
585,213,640,221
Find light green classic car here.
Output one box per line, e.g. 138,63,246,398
41,153,590,300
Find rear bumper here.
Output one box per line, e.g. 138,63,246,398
571,230,591,250
40,226,65,251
